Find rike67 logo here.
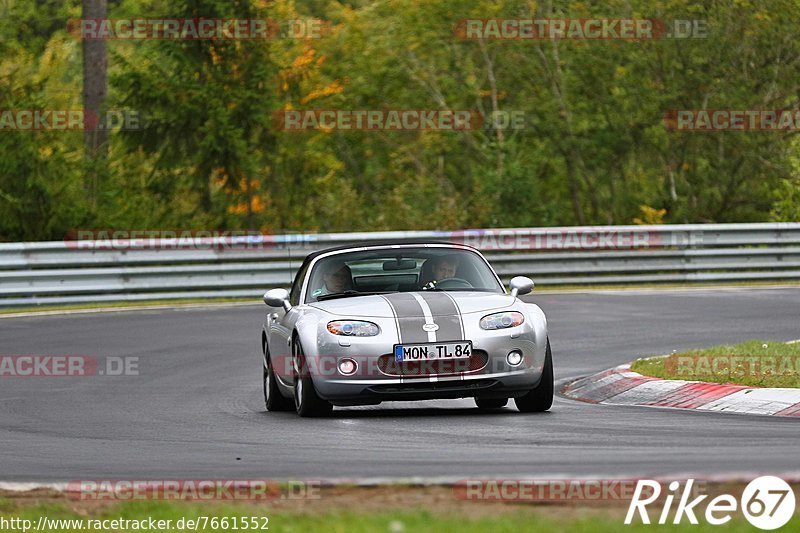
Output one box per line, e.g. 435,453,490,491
626,476,796,530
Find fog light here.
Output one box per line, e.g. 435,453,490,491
507,350,523,366
338,358,358,375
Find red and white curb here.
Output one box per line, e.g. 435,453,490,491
561,364,800,417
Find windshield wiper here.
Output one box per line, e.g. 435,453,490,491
316,290,388,301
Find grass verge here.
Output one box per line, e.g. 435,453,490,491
631,339,800,388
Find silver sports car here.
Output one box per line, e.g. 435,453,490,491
260,242,552,417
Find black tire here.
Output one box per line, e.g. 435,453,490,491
263,352,294,412
514,338,554,413
292,339,333,417
474,397,508,409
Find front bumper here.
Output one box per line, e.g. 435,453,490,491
327,372,544,405
310,333,546,404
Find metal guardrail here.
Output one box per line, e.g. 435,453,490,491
1,223,799,307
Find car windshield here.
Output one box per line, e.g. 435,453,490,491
304,247,504,303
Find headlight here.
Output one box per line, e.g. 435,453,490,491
479,311,524,330
327,320,380,336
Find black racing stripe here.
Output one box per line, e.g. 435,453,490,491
383,293,428,344
396,318,429,344
443,292,466,339
379,295,402,343
419,291,458,316
432,315,463,342
418,292,464,341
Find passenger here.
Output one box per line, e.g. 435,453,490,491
311,262,353,298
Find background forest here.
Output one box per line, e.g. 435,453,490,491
2,0,800,241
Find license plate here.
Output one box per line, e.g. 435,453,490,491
394,341,472,362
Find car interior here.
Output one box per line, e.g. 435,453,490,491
306,252,500,299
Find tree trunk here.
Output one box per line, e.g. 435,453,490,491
82,0,109,203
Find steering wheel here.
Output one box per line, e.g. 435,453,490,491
431,278,473,290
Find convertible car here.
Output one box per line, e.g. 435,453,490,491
260,242,552,416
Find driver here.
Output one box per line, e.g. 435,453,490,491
431,256,458,281
421,255,459,289
311,262,353,298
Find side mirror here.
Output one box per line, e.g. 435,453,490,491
509,276,534,298
263,288,292,311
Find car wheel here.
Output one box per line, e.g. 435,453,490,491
474,398,508,409
292,339,333,417
514,337,553,413
263,353,293,412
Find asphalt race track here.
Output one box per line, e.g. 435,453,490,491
1,287,798,482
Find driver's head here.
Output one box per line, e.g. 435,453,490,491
323,262,352,293
431,256,458,280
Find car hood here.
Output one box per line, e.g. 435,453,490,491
308,291,514,318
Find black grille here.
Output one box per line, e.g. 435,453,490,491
377,350,489,377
